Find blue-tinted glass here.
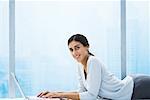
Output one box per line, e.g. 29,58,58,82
0,1,9,98
126,1,150,75
15,1,120,96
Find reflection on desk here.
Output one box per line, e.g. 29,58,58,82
0,97,61,100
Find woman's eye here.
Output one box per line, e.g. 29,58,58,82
69,48,73,52
75,46,80,50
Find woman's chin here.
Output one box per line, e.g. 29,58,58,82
76,59,81,63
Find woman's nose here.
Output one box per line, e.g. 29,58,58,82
72,51,75,56
72,50,77,56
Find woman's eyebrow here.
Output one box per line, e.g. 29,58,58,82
69,44,80,50
74,44,80,48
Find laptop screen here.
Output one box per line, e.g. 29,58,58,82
11,72,26,99
11,73,61,100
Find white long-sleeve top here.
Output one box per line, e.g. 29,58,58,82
78,56,134,100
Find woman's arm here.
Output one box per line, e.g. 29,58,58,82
78,58,102,100
39,91,80,100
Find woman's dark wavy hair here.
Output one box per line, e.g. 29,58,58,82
68,34,94,56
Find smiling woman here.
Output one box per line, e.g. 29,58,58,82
1,0,149,99
68,34,93,64
37,34,150,100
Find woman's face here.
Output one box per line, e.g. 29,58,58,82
68,40,89,63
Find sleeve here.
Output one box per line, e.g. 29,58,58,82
79,58,102,100
77,64,87,92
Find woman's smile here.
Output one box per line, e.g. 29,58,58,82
69,41,89,64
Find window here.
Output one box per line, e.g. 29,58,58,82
15,1,121,96
1,0,149,98
126,0,150,74
0,0,9,98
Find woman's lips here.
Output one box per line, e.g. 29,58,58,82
75,55,80,60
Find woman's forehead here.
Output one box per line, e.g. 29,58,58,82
68,41,82,48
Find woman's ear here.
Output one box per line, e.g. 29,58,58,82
87,46,89,49
86,46,89,51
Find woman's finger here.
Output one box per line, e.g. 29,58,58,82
37,91,49,97
37,92,42,97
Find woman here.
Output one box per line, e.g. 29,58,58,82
37,34,150,100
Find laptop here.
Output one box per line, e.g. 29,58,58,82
11,72,61,100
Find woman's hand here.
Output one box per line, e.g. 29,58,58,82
37,91,63,98
37,91,77,100
42,92,61,98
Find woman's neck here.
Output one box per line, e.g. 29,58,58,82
81,54,89,72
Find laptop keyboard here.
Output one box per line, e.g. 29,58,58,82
27,96,60,100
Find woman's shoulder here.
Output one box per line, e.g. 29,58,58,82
87,56,107,73
88,56,104,66
88,56,102,63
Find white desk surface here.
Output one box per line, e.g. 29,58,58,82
0,98,61,100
